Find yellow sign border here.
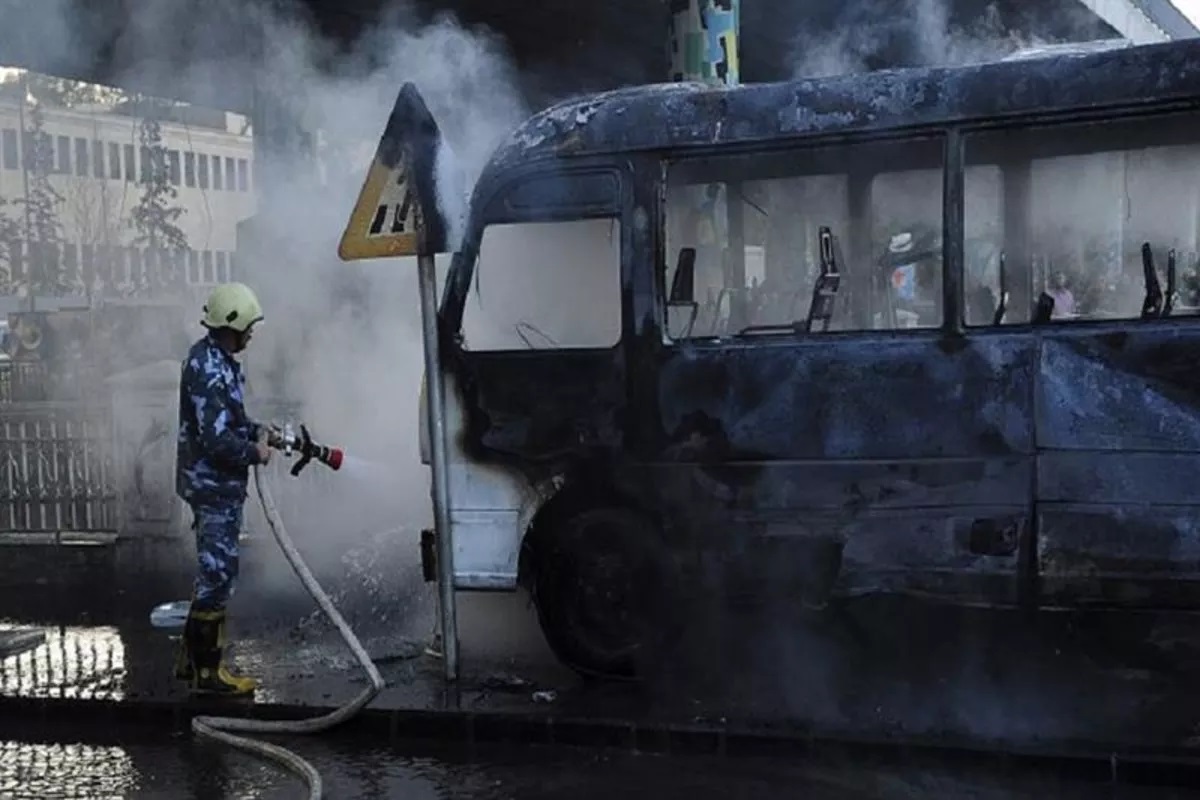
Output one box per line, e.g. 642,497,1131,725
337,158,420,261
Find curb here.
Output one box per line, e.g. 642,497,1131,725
1,695,1199,786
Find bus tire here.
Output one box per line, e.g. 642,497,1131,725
531,505,671,680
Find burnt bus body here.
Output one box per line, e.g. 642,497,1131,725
422,38,1200,679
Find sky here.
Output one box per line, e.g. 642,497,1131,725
1174,0,1200,27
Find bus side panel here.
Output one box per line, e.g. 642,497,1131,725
648,333,1036,607
1036,325,1200,609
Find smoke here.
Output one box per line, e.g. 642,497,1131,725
0,0,532,620
786,0,1058,79
210,5,528,605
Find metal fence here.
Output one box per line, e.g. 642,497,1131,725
0,402,116,534
0,366,321,537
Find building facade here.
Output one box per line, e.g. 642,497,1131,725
0,96,254,312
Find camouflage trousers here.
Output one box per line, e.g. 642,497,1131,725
190,502,244,613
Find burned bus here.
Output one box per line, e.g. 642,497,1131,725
418,38,1200,678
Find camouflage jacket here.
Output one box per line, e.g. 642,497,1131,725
175,334,264,505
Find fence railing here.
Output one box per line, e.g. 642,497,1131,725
0,375,321,537
0,403,116,534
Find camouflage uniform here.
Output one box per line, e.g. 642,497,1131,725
176,333,265,612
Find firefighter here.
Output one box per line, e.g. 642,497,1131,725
173,282,272,695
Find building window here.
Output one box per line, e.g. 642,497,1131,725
139,146,152,183
143,248,156,281
237,159,249,192
202,250,213,283
225,158,236,191
74,138,88,177
188,250,199,283
212,155,223,190
227,253,236,281
2,129,16,169
215,251,228,282
92,140,105,178
167,150,181,186
56,135,71,174
64,243,78,281
81,244,93,285
184,152,195,187
123,144,135,181
109,142,120,179
9,240,23,281
197,154,209,189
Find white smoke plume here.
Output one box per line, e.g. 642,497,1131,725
787,0,1059,79
1,0,531,614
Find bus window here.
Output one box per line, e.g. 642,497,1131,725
964,111,1200,326
869,168,944,330
459,218,622,352
663,136,944,339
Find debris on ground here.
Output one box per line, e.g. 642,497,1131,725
481,672,534,693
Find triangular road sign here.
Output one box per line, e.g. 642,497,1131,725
339,83,449,261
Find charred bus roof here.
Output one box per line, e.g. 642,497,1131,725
480,37,1200,184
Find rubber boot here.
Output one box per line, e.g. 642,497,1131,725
188,609,257,696
173,616,195,682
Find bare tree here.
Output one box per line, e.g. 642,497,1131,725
129,97,188,296
63,172,124,299
0,197,21,294
15,101,68,297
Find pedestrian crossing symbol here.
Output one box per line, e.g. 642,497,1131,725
338,83,449,261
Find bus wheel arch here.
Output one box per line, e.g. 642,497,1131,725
520,485,674,680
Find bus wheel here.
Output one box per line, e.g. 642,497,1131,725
532,506,670,680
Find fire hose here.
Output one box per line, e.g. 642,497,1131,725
191,425,384,799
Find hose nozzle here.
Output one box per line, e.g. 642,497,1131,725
269,423,344,476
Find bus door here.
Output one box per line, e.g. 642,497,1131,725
436,165,635,588
653,135,1037,609
966,110,1200,610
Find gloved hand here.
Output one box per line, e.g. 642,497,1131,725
255,427,273,465
264,422,287,450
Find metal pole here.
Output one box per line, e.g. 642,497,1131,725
16,72,34,312
417,252,459,682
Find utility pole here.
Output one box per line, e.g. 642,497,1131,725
15,71,34,312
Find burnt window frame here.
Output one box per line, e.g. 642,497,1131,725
441,160,632,352
658,130,955,345
959,106,1200,331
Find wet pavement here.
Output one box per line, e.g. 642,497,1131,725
5,525,1200,797
6,722,1200,800
8,727,1200,800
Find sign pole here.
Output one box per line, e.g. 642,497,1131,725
417,251,459,682
337,82,461,682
